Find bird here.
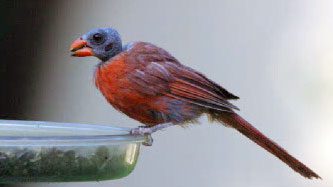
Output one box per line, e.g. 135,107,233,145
70,27,320,179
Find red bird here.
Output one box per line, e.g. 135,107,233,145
70,28,320,179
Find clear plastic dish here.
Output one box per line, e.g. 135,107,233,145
0,120,148,183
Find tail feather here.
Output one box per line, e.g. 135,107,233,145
217,112,320,179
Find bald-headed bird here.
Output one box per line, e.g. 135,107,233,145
70,28,320,179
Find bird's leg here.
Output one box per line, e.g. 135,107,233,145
130,123,174,146
130,123,174,135
150,123,174,133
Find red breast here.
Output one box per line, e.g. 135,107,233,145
94,51,165,125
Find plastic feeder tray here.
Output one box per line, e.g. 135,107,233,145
0,120,149,183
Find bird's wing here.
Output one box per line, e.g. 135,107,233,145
126,42,239,111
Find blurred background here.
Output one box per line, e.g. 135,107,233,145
1,0,332,186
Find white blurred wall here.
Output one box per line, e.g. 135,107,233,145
22,0,333,186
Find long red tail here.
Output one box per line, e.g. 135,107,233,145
217,112,320,179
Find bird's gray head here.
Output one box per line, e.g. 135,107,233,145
70,28,122,62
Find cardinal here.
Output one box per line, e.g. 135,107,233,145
70,27,320,179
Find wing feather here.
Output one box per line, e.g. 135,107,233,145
126,42,239,111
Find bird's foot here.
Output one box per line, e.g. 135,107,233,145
130,123,174,146
130,123,174,135
130,126,154,146
130,126,153,135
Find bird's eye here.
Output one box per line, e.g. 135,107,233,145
92,33,103,43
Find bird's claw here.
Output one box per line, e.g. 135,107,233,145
130,123,173,146
130,126,153,135
130,126,153,146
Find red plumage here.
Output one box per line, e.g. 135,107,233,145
71,37,320,179
93,42,319,178
95,42,239,125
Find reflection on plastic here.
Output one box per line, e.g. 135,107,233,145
125,144,139,165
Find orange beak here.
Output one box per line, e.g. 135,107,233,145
70,38,94,57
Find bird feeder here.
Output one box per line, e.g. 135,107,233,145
0,120,150,183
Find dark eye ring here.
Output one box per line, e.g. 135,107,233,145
92,33,103,43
